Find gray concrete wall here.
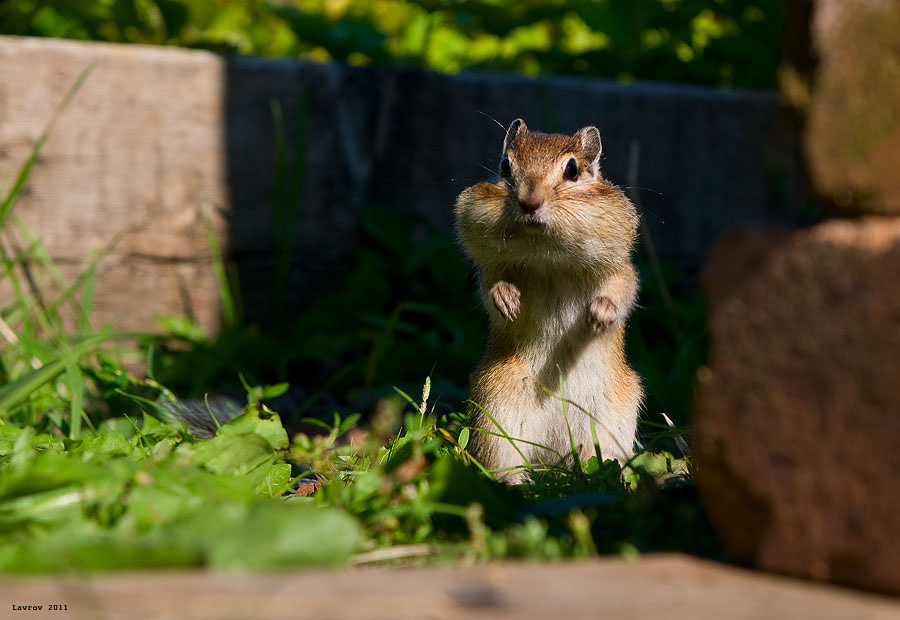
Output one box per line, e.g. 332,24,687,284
0,36,807,333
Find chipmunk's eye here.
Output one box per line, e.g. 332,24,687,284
563,158,578,181
500,156,511,178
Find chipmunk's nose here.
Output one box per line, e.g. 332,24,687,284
519,193,543,214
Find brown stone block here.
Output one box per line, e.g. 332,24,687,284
694,217,900,594
806,0,900,214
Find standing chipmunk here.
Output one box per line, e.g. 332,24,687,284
455,118,642,482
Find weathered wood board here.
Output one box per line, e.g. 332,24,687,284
1,555,897,619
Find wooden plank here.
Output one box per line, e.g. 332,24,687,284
1,555,897,619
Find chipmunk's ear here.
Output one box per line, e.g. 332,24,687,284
576,126,602,176
503,118,527,153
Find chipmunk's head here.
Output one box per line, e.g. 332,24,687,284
455,119,638,273
499,118,603,216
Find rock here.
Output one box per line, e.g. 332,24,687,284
805,0,900,214
694,217,900,595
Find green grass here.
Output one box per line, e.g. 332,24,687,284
0,230,716,573
0,376,714,572
0,73,716,574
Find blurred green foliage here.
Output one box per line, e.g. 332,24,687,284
2,0,783,88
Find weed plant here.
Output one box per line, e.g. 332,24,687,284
0,73,717,574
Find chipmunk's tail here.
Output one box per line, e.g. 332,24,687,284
161,388,308,438
160,394,244,438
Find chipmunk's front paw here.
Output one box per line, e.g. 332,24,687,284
491,281,521,321
589,295,619,332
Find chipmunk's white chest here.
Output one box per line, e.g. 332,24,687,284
481,269,636,467
501,272,592,348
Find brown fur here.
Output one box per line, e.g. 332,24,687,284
455,119,643,482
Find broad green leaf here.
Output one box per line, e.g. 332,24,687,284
216,410,289,451
255,463,293,498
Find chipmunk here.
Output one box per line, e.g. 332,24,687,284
455,119,643,482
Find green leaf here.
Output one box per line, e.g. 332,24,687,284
184,434,274,484
170,501,363,570
255,463,293,498
457,427,469,450
156,316,208,344
259,382,289,400
216,409,289,451
0,426,24,456
77,430,133,458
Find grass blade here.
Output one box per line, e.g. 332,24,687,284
63,362,86,438
467,400,535,471
203,215,237,329
557,368,581,472
0,65,94,228
0,330,106,414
